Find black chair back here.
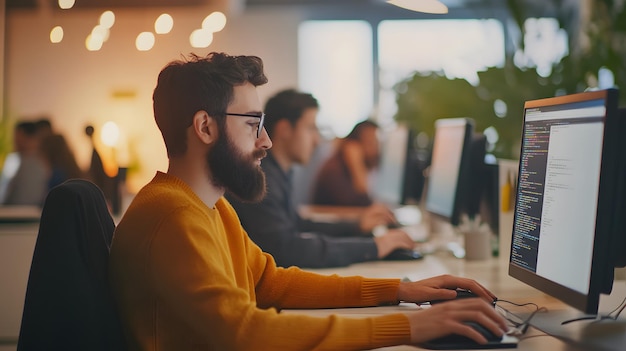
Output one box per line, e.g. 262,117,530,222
17,179,125,350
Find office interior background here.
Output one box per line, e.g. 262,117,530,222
1,0,624,193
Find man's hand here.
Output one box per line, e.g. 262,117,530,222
373,229,415,258
406,298,508,345
397,274,497,305
359,203,398,232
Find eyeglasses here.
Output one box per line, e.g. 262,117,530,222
226,112,265,138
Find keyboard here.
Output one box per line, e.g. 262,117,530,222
420,325,518,350
420,334,518,350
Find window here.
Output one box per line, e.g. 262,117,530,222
377,19,505,125
298,18,568,134
298,20,373,138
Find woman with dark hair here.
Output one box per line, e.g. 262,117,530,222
40,133,85,190
312,120,381,206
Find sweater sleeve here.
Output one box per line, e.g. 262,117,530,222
148,205,411,351
246,237,401,310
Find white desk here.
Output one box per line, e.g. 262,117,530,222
285,253,623,351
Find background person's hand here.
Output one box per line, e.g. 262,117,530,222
359,203,397,232
373,229,415,258
406,298,508,345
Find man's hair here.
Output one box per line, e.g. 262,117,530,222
153,52,268,157
263,89,318,139
15,121,38,136
34,118,52,133
345,120,379,141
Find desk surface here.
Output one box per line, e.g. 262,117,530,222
286,252,622,351
0,206,41,224
298,205,366,222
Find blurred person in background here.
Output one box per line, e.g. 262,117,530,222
0,120,48,206
312,120,381,207
39,133,86,190
228,89,414,268
34,118,53,137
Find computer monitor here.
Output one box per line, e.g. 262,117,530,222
463,133,494,224
508,88,624,316
470,146,500,236
374,124,417,206
424,118,474,226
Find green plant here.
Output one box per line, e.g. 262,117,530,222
0,114,15,168
394,0,626,159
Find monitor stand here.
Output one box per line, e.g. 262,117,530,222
511,309,626,351
507,281,626,351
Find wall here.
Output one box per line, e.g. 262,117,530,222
1,0,5,117
5,5,302,191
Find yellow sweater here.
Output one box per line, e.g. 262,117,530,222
109,172,412,350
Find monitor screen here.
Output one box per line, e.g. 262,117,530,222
374,124,412,206
424,118,474,226
508,88,620,314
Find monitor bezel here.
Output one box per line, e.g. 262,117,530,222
610,107,626,269
508,88,620,315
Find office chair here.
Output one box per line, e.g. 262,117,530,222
17,179,126,350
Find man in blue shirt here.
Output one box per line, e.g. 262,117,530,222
228,89,415,268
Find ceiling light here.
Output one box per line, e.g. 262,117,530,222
50,26,64,43
58,0,75,10
85,34,103,51
136,32,155,51
202,12,227,33
155,14,174,34
100,11,116,29
190,29,213,48
387,0,448,14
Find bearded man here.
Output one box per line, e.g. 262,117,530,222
108,52,506,350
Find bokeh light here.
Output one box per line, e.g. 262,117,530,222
50,26,64,43
136,32,155,51
155,14,174,34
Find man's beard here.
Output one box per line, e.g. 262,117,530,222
207,129,267,203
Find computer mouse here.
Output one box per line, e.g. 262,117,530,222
465,321,503,342
383,248,423,260
420,321,504,349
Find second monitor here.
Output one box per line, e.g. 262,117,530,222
424,117,491,228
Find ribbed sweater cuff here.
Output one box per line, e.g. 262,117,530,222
361,278,401,306
371,313,412,347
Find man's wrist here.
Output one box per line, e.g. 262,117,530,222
397,280,410,301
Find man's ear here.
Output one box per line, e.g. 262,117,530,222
192,110,219,145
273,119,292,140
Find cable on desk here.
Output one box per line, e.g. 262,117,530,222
561,293,626,325
606,293,626,320
495,299,547,335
